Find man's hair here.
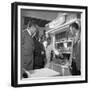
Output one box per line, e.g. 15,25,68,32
69,22,79,30
27,21,37,28
26,21,39,36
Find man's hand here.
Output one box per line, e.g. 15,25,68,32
22,68,31,78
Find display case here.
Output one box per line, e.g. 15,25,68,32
50,34,73,76
46,24,74,75
54,38,73,65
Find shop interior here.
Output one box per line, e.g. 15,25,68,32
21,9,81,78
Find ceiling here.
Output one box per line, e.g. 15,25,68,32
21,9,60,21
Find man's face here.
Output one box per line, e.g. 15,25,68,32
47,39,51,45
70,26,79,43
28,26,36,36
70,26,77,35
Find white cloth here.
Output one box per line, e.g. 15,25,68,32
53,48,59,55
30,68,60,77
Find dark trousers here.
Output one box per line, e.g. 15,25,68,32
71,59,81,75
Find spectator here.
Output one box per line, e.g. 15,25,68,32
33,27,46,69
21,21,37,78
69,22,81,75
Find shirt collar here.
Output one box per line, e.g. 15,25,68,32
27,29,32,36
